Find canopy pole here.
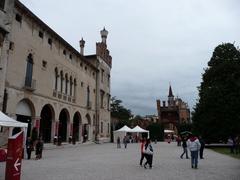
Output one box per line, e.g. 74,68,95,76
8,127,13,136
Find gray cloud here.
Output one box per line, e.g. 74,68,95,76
20,0,240,115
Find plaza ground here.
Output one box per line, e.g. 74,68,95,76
0,142,239,180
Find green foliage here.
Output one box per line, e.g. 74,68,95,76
111,96,132,132
147,123,164,141
177,123,193,135
192,43,240,143
111,96,132,120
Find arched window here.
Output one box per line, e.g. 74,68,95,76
65,74,68,94
60,71,63,93
87,86,90,105
54,68,58,90
73,78,77,97
70,76,73,96
25,54,33,87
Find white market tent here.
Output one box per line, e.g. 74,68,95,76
131,125,149,133
131,125,149,139
0,111,28,156
0,111,28,128
113,125,149,142
115,125,132,132
113,125,132,143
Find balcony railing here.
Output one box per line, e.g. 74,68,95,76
53,90,57,97
24,79,36,91
87,101,92,109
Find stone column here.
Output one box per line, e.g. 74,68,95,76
0,37,9,112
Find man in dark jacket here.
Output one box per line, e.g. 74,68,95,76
180,137,189,159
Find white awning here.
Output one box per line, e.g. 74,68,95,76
164,129,174,133
114,125,133,132
0,111,28,128
131,125,149,133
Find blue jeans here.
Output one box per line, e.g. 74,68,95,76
190,151,198,168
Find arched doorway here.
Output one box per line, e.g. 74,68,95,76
73,112,81,142
16,99,35,137
83,114,91,142
40,104,54,143
58,109,69,142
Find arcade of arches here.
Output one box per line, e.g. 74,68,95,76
14,99,92,143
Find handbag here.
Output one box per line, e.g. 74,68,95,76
144,144,153,155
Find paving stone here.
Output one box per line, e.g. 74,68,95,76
0,142,239,180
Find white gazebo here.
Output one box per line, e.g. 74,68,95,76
113,125,133,143
0,111,28,150
131,125,149,138
113,125,150,142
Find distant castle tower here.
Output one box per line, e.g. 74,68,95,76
156,85,190,133
168,85,175,106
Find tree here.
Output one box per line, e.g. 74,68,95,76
147,123,164,141
192,43,240,143
111,96,132,121
110,97,132,142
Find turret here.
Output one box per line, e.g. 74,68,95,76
79,38,85,55
100,27,108,44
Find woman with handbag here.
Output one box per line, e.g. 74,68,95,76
143,139,154,169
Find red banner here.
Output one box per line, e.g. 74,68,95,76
5,131,23,180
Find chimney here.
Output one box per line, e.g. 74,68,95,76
79,38,85,55
100,27,108,44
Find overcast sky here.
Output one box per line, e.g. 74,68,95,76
20,0,240,116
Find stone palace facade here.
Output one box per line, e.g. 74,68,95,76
0,0,112,144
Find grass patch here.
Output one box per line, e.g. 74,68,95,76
209,147,240,159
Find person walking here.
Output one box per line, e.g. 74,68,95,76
180,137,189,159
117,136,121,148
235,135,240,154
123,136,128,149
227,136,235,154
26,137,33,160
35,138,44,160
143,139,154,169
199,136,205,159
187,134,201,169
139,137,146,166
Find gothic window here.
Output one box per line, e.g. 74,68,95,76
25,54,33,87
60,71,63,93
74,78,77,97
0,0,5,10
70,76,73,96
65,74,68,94
107,74,110,87
87,86,90,105
101,69,104,82
54,68,58,90
100,90,104,108
101,122,103,133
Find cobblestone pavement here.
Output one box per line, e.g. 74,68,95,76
1,142,240,180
